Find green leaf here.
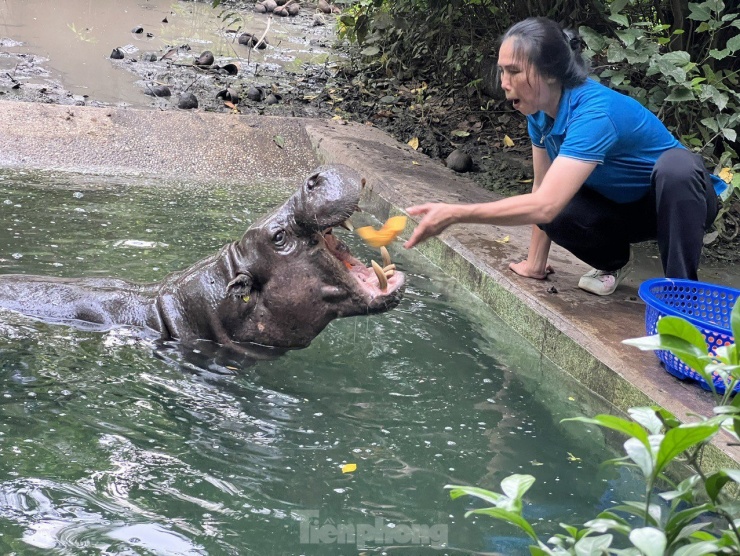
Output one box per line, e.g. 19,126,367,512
465,507,538,541
584,517,632,536
360,46,380,57
705,469,740,501
564,415,649,446
445,484,502,505
628,407,665,435
609,14,629,27
624,436,655,478
500,474,535,503
657,316,709,353
673,541,724,556
664,504,714,540
655,424,717,476
610,0,629,14
688,4,712,21
630,527,666,556
665,87,696,101
623,330,710,375
722,128,737,142
339,14,356,27
574,534,613,554
273,135,285,149
727,34,740,53
710,48,731,60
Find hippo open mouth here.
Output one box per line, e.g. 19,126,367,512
321,226,404,300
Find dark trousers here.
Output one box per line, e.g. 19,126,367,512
539,148,718,280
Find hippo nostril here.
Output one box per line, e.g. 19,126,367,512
307,175,320,190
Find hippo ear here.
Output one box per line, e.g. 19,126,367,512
226,273,253,298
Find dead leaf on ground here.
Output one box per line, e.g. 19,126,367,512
503,135,515,148
408,137,419,150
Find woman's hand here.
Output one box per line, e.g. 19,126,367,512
508,260,554,280
403,203,459,249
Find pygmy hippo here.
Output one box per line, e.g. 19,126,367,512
0,165,406,356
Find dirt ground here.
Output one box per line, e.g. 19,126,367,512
1,0,737,262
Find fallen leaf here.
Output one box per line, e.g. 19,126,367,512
451,130,470,138
503,135,515,148
719,167,734,183
567,452,581,462
530,460,544,466
412,161,420,165
408,137,419,150
273,135,285,149
341,463,357,473
356,215,408,248
494,235,510,244
518,178,533,183
568,396,575,401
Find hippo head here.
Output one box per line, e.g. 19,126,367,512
224,165,406,349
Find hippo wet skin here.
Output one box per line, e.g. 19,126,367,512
0,165,405,356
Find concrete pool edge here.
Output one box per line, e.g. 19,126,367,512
0,101,736,473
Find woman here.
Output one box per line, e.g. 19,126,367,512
403,17,726,295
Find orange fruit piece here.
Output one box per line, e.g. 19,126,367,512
356,215,407,248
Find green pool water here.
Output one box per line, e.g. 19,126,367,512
0,170,641,555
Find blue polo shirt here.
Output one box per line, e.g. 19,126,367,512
527,78,727,203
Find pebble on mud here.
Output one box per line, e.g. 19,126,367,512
445,149,473,173
110,48,125,60
246,86,264,101
194,51,215,67
177,93,198,109
145,84,171,97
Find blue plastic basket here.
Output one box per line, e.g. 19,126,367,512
638,278,738,394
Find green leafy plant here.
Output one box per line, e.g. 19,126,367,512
447,299,740,554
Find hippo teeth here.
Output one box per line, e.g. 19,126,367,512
371,260,388,291
380,246,391,267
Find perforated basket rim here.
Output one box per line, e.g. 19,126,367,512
638,278,737,337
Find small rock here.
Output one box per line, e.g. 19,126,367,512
273,5,288,16
217,88,239,104
317,0,332,13
145,84,171,97
445,149,473,173
141,53,158,62
312,14,326,26
263,0,278,11
194,51,214,67
287,3,300,16
265,93,279,105
255,2,267,12
131,25,144,34
110,47,124,60
177,93,198,109
246,87,264,101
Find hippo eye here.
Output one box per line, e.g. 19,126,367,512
272,229,286,246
